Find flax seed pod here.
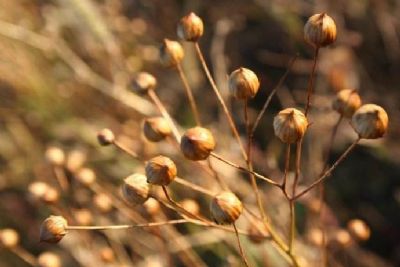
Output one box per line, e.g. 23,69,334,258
145,156,177,186
40,215,68,243
228,67,260,100
45,147,65,166
180,127,215,161
333,89,362,118
74,209,93,226
144,198,160,216
160,39,184,68
122,173,151,205
0,229,19,249
347,219,370,241
143,117,172,142
97,128,115,146
93,193,113,213
210,192,243,225
351,104,388,139
333,229,352,247
180,199,200,216
247,223,268,244
131,72,157,94
38,252,61,267
304,13,337,48
273,108,308,143
177,12,204,42
99,247,115,263
76,168,96,186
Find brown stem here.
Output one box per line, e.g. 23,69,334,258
304,48,319,117
66,219,190,230
282,144,291,193
162,186,204,221
292,140,302,197
194,42,247,161
293,138,360,200
113,140,139,158
233,223,251,267
176,63,201,125
174,177,215,197
289,200,295,253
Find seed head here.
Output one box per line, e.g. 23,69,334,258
40,215,68,243
76,168,96,186
143,117,172,142
74,209,93,226
99,247,115,263
143,198,160,216
304,13,337,48
180,199,200,216
66,149,87,172
38,252,61,267
177,12,204,42
0,229,19,249
228,67,260,100
347,219,370,241
247,223,268,244
333,229,352,247
93,193,113,213
351,104,388,139
122,173,151,205
45,146,65,166
210,192,243,224
97,128,115,146
333,89,362,118
160,39,184,68
145,156,177,186
131,72,157,94
273,108,308,144
180,127,216,161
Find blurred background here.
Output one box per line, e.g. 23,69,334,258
0,0,399,266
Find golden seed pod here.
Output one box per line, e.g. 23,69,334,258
351,104,388,139
247,223,268,244
131,72,157,94
210,192,243,225
180,127,216,161
143,198,160,216
177,12,204,42
332,89,362,118
347,219,370,241
273,108,308,144
306,228,324,246
99,247,115,263
97,128,115,146
45,146,65,166
38,252,62,267
145,156,177,186
160,39,184,68
66,149,87,172
42,187,60,204
28,181,49,200
74,209,93,226
143,117,172,142
122,173,151,205
228,67,260,100
304,13,337,48
0,229,19,249
93,193,113,213
76,168,96,186
40,215,68,243
180,199,200,216
333,229,352,247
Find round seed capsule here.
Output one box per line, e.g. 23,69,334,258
145,156,177,186
210,192,243,225
160,39,184,68
228,67,260,100
40,215,68,243
351,104,388,139
273,108,308,144
38,252,61,267
122,173,151,205
347,219,370,241
332,89,362,118
304,13,337,48
177,12,204,42
131,72,157,94
97,128,115,146
0,229,19,249
180,127,216,161
45,147,65,166
76,168,96,186
143,117,172,142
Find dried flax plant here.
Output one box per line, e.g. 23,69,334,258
0,7,390,267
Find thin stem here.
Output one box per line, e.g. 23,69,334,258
250,56,297,135
207,158,228,190
162,186,204,221
147,90,181,142
176,63,201,125
113,140,138,158
282,144,291,193
66,219,189,230
10,246,37,266
209,152,280,186
289,200,295,253
174,177,215,197
233,223,251,267
304,48,320,117
194,42,247,161
53,166,69,191
293,138,360,200
292,140,302,197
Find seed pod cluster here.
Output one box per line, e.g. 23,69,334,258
160,39,184,67
40,215,68,243
143,117,172,142
122,173,151,205
131,72,157,94
28,182,59,204
332,89,362,118
180,127,216,161
228,67,260,100
177,12,204,42
273,108,308,143
210,192,243,224
97,128,115,146
145,156,177,185
304,13,337,48
351,104,388,139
